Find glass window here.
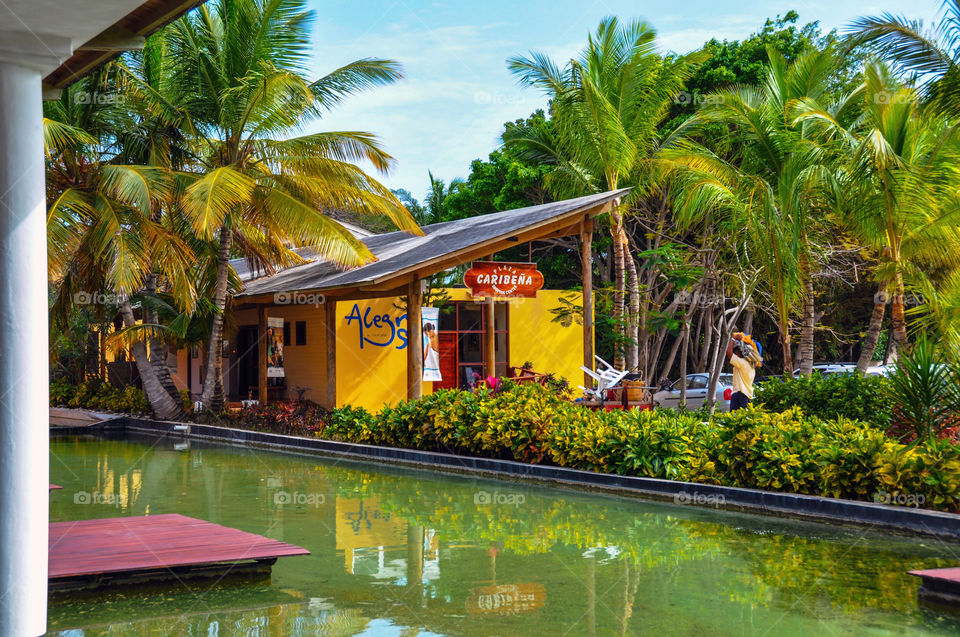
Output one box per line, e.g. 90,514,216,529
494,332,507,363
688,376,707,389
438,305,457,331
494,302,507,331
461,365,483,389
295,321,306,346
458,303,482,331
459,332,483,363
283,322,290,347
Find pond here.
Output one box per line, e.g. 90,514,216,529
48,433,960,636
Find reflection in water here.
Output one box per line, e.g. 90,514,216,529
48,434,960,636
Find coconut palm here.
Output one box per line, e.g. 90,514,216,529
163,0,420,410
812,62,960,369
45,80,195,419
848,1,960,117
660,46,849,375
506,16,703,369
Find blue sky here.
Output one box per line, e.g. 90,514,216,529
306,0,939,202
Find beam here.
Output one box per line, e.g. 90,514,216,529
258,305,268,404
581,218,595,387
406,277,423,400
324,300,337,409
485,298,496,378
77,26,146,52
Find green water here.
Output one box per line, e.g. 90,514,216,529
47,433,960,636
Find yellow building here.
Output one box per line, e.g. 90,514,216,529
171,190,627,411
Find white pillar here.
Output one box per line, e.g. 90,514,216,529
0,60,49,637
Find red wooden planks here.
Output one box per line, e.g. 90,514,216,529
49,514,309,579
910,568,960,583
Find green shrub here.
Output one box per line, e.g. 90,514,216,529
207,382,960,512
884,336,960,442
49,380,150,414
754,372,891,428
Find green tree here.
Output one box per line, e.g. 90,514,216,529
44,81,194,419
661,46,851,375
809,62,960,368
850,1,960,117
164,0,420,409
507,16,703,369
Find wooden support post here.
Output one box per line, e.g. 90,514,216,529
581,218,594,387
258,305,268,404
324,300,337,410
485,297,496,378
407,277,423,400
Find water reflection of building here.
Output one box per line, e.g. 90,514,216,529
335,497,439,584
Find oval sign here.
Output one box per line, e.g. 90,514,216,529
463,261,544,299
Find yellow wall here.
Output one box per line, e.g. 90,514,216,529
175,289,585,412
334,297,416,412
335,289,583,412
506,290,584,388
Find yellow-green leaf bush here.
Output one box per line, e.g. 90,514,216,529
263,382,960,512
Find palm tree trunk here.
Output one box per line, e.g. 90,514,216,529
119,300,184,420
200,225,233,411
856,284,886,373
610,210,626,368
144,274,182,403
891,270,908,350
798,276,814,374
742,303,754,336
624,237,640,370
678,313,690,407
780,325,794,378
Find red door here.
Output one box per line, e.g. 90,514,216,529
435,332,458,389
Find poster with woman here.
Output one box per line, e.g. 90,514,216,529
421,307,442,382
266,316,285,378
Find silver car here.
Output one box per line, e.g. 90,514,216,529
653,373,735,411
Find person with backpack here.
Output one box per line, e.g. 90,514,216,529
726,332,762,410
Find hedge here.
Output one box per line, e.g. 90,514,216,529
754,372,892,428
227,382,960,513
50,379,151,414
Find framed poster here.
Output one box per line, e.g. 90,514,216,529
266,316,285,378
422,307,442,382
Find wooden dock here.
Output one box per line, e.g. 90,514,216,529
49,514,309,592
909,568,960,611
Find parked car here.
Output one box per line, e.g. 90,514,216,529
793,363,857,376
653,373,735,411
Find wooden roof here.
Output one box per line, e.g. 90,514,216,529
237,188,628,303
43,0,204,88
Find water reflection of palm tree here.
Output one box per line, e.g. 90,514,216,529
406,522,424,607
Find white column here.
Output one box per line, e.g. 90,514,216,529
0,60,49,637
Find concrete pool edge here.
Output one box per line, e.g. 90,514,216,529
69,415,960,540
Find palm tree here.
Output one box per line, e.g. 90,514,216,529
506,16,703,370
809,62,960,369
163,0,421,410
660,46,848,375
45,80,195,419
423,170,464,224
849,1,960,117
